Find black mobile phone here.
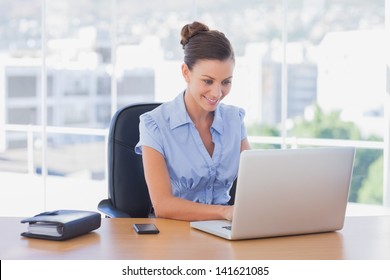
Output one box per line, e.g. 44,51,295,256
133,223,160,234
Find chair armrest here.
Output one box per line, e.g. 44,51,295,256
98,199,131,218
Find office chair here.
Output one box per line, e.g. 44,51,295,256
228,179,237,205
98,103,161,218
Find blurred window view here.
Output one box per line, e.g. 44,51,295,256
0,0,388,216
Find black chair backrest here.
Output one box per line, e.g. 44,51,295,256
108,103,161,217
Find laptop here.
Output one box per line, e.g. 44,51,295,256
190,147,355,240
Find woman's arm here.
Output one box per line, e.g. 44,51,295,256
142,146,233,221
241,137,251,152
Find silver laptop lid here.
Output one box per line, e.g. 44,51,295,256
230,147,355,239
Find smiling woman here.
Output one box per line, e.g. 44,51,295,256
135,21,251,222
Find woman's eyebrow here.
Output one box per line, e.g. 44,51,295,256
201,75,233,80
201,75,215,80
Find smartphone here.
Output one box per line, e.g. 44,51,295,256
133,223,160,234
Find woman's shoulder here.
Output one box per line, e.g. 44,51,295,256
140,103,165,126
218,103,246,119
140,95,179,126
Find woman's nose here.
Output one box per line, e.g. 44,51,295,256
212,85,223,98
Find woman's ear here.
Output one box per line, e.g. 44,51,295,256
181,63,190,83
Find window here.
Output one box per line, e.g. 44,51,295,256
0,0,388,217
7,107,37,124
7,75,37,98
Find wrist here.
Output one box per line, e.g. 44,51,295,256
220,205,233,221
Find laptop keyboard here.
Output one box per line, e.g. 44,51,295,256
222,226,232,231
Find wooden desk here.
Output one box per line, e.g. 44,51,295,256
1,215,390,260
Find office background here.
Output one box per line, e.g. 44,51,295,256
0,0,389,217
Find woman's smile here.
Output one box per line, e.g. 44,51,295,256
203,95,219,105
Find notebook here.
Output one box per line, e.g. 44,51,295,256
190,147,355,240
21,210,101,241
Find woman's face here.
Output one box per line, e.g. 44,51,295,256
182,58,234,112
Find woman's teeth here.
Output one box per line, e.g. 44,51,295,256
204,96,218,103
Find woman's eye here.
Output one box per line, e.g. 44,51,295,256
223,80,232,85
203,79,213,85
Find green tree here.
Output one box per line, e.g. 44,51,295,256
291,105,361,140
357,155,383,204
246,123,280,149
348,147,382,202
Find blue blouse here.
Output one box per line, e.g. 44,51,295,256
135,92,247,205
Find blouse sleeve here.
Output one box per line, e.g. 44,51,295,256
239,107,248,141
135,113,164,156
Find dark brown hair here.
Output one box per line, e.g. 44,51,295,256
180,21,235,70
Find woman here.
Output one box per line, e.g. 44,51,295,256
135,21,250,221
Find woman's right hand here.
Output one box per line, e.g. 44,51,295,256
223,205,234,221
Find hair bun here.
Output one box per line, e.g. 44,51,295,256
180,21,210,48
